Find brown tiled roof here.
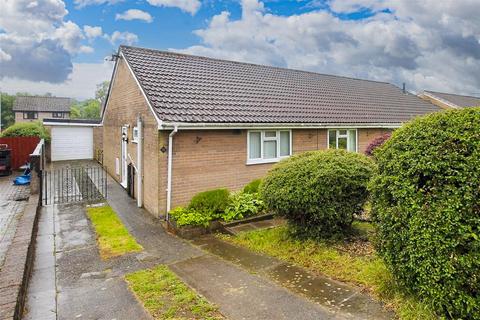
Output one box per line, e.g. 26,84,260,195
13,96,72,112
120,45,440,124
423,91,480,108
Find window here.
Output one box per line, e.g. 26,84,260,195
248,130,291,164
23,112,37,120
52,112,64,118
328,129,357,152
132,126,139,143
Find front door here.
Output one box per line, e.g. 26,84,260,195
121,126,128,188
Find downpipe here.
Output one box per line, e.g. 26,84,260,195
166,125,178,220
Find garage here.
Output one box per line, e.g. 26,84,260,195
44,120,98,161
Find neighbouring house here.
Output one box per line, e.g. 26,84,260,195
13,96,72,123
418,90,480,109
100,45,441,217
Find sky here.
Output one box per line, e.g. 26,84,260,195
1,0,480,100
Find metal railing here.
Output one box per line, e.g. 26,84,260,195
42,166,107,205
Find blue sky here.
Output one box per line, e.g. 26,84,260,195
2,0,480,100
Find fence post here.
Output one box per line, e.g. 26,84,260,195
29,140,45,201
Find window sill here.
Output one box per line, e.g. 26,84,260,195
246,157,289,165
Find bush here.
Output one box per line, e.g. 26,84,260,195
261,149,376,239
365,133,391,157
188,188,230,217
224,192,265,222
242,179,262,194
169,207,212,227
0,121,50,141
370,108,480,319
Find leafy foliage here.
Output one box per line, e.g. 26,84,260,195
223,192,265,222
261,149,376,239
70,99,101,119
242,179,262,194
169,207,213,227
370,108,480,319
365,132,391,157
0,121,50,141
0,93,15,130
188,188,230,216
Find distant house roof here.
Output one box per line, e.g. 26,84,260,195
13,96,72,112
119,45,440,125
421,90,480,108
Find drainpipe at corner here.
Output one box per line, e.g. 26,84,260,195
166,125,178,220
136,115,143,208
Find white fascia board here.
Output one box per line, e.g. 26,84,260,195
120,52,163,128
158,122,401,130
43,122,102,127
100,54,119,125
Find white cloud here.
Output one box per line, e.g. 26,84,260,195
147,0,201,15
84,25,103,39
0,49,12,62
1,62,114,100
116,9,153,23
106,31,139,45
178,0,480,95
0,0,96,83
73,0,122,8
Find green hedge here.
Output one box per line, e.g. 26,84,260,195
370,108,480,319
242,179,262,194
0,121,50,141
261,149,376,239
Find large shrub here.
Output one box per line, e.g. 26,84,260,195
0,121,50,141
188,188,230,216
261,149,376,238
370,108,480,319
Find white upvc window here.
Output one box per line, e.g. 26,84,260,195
247,130,292,164
328,129,358,152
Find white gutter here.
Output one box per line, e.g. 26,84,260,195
136,115,143,208
166,125,178,219
159,122,401,130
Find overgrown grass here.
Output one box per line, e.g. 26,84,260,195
86,205,142,259
219,224,437,319
125,265,224,320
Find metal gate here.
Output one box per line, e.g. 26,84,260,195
42,166,107,205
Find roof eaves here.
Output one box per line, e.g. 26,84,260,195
422,91,461,109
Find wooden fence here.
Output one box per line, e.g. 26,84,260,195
0,136,41,170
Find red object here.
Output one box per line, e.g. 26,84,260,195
0,137,40,170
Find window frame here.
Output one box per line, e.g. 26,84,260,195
52,112,64,118
23,112,38,120
327,129,358,152
247,129,292,165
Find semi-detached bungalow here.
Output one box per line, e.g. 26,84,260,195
100,45,441,217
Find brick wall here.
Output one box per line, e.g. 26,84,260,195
14,112,70,123
92,126,103,161
102,58,161,217
167,128,391,210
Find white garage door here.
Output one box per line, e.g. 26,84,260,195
51,126,93,161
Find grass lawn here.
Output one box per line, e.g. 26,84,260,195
125,265,224,320
86,205,143,259
219,222,437,320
